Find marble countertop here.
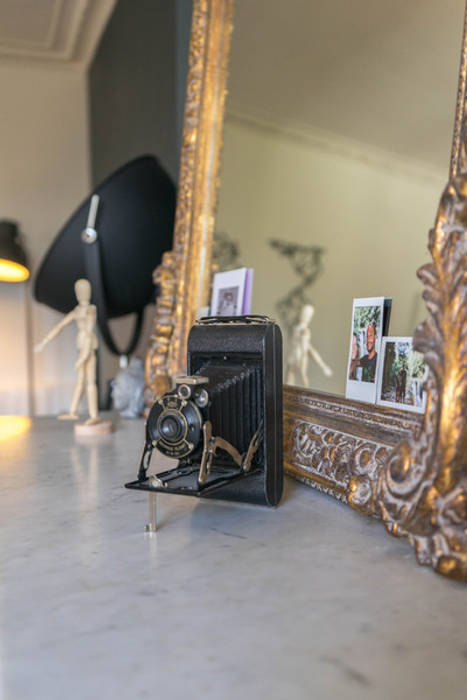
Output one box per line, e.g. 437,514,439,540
1,416,466,700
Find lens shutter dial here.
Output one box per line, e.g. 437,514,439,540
147,394,202,458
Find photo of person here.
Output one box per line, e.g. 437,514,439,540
348,332,360,380
346,297,391,403
376,337,427,413
359,320,378,382
216,286,238,316
348,305,381,384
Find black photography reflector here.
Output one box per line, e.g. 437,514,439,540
34,155,176,356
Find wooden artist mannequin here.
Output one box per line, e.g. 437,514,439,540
286,304,333,387
35,278,111,433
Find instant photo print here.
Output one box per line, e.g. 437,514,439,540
210,267,253,317
376,337,427,414
346,297,391,403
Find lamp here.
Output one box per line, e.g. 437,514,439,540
0,220,34,416
0,221,29,282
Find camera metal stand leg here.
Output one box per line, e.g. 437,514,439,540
198,421,264,486
145,492,157,533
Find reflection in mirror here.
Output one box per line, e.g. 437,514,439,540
89,0,192,396
216,0,464,395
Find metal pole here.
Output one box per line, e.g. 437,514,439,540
145,492,157,533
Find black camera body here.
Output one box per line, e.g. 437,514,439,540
125,315,283,506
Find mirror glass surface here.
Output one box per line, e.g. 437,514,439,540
215,0,465,395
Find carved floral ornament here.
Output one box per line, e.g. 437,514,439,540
375,175,467,581
146,0,467,580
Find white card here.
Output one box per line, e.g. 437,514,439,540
345,297,391,403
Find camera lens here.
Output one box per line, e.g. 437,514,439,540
159,413,184,442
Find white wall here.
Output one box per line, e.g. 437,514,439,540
216,113,446,395
0,63,90,415
0,0,189,415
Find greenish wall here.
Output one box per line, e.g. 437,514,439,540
216,113,446,395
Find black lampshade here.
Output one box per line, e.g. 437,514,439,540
34,155,176,318
0,220,29,282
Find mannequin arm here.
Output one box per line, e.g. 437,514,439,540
308,344,333,377
34,310,76,353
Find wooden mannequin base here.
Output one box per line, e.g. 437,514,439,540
74,420,114,437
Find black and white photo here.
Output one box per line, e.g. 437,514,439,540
216,286,239,316
210,267,253,317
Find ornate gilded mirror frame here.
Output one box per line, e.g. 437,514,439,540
147,0,467,581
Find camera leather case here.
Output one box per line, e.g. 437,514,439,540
126,315,283,507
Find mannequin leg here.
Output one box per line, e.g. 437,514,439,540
58,367,84,419
70,367,86,415
286,362,295,385
299,358,309,387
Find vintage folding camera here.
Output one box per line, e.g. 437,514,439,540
125,315,283,506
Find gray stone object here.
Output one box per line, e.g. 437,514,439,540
111,356,145,417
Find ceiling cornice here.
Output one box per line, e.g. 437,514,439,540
0,0,116,71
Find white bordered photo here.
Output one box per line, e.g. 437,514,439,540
376,337,427,413
210,267,253,317
345,297,391,403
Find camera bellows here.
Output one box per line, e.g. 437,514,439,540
196,363,262,458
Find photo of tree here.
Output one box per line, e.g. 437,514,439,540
353,305,381,332
380,339,426,409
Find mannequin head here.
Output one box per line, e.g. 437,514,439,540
300,304,315,325
74,278,91,304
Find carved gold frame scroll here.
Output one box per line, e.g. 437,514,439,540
147,0,467,581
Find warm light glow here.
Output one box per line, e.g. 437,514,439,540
0,416,31,441
0,258,29,282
